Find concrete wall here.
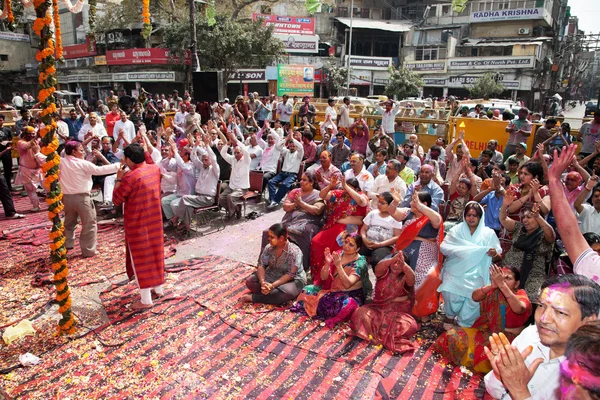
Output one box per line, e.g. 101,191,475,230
0,39,37,71
471,20,534,38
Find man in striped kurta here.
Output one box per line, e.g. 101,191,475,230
113,143,165,310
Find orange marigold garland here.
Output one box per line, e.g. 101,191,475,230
52,0,63,60
6,0,15,30
141,0,151,39
34,0,75,335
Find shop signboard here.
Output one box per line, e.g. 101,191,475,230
422,78,447,86
404,60,447,73
448,56,534,70
470,7,544,23
448,75,520,89
106,48,190,65
228,70,267,82
0,32,30,42
274,34,319,54
94,56,107,65
347,56,393,70
277,65,314,96
252,14,315,35
63,43,97,59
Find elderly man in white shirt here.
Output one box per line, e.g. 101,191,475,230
162,140,197,229
60,141,120,257
219,131,251,219
267,134,304,208
375,100,401,137
77,112,107,143
113,111,136,150
344,152,374,193
368,159,407,209
172,136,220,232
483,274,600,400
246,132,263,171
257,122,281,189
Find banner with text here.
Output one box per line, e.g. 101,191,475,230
448,56,534,70
63,43,97,59
106,48,190,65
404,60,447,74
470,7,545,23
252,14,315,35
274,34,319,54
277,65,314,96
347,56,393,70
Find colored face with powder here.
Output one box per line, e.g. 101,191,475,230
267,230,285,248
535,287,587,354
560,359,600,400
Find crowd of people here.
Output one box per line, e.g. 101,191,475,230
1,90,600,398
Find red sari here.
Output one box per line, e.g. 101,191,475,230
113,162,165,289
350,267,418,353
394,216,444,317
433,288,531,373
309,190,367,287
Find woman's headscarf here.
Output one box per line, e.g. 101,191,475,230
439,202,502,293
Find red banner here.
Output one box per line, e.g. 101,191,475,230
105,48,190,65
63,43,97,59
252,13,315,35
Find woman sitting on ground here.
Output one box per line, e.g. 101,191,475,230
241,223,307,305
388,190,444,322
438,202,502,329
309,175,368,287
260,171,325,271
433,265,531,373
500,194,555,301
351,251,418,354
293,233,370,328
359,191,403,267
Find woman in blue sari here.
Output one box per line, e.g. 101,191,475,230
438,202,502,329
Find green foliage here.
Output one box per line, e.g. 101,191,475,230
384,66,423,100
468,73,506,99
95,0,186,33
164,14,284,82
324,56,348,95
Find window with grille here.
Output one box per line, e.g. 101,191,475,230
415,46,447,61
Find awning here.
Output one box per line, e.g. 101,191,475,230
335,17,412,33
462,37,552,47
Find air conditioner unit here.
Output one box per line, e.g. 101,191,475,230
518,28,530,35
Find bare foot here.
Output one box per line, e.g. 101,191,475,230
131,300,153,310
239,294,253,303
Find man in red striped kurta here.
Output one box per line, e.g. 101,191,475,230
113,143,165,310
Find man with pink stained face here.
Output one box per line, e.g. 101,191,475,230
483,274,600,400
559,321,600,400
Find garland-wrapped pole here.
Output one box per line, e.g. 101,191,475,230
33,0,75,335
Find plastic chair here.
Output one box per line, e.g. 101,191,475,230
241,171,266,217
193,180,225,235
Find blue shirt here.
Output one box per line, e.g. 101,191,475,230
367,162,387,176
63,116,84,139
480,191,503,230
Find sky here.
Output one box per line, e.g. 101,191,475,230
567,0,600,34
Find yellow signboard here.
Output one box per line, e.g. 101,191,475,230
95,56,107,66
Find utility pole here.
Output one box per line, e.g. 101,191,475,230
345,0,354,95
189,0,200,72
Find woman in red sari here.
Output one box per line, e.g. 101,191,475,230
389,190,444,321
351,251,418,354
433,265,531,373
310,175,369,287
